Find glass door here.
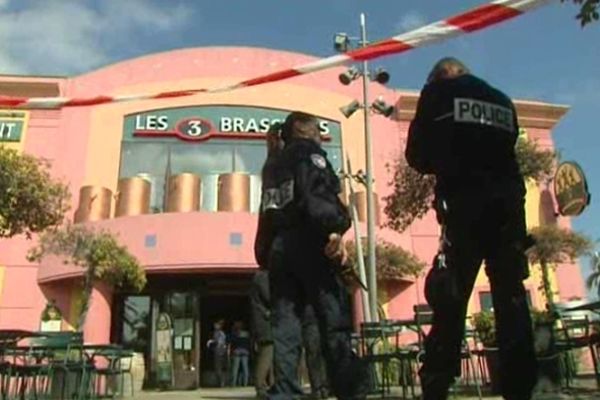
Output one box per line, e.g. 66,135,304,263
165,292,200,389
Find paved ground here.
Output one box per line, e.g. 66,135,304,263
131,381,599,400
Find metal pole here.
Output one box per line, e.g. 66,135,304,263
360,13,379,322
346,156,372,323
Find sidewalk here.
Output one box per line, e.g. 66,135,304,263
131,385,599,400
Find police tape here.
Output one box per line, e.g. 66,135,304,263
0,0,552,109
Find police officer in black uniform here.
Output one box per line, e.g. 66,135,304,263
406,58,537,400
255,111,368,400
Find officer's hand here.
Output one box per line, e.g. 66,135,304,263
325,233,345,261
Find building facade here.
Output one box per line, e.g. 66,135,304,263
0,47,585,388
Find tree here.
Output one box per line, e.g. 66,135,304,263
562,0,599,26
346,239,425,281
0,146,70,238
384,137,557,233
586,251,600,298
527,224,592,312
28,224,146,330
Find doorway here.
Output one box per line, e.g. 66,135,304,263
200,294,251,387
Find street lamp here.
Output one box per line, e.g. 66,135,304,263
334,13,394,323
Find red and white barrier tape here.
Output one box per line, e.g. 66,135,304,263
0,0,551,109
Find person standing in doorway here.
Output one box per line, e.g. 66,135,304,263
207,319,228,387
230,321,252,386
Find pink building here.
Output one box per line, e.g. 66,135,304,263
0,47,585,388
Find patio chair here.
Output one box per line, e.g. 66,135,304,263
554,314,600,389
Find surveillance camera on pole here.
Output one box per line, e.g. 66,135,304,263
371,68,390,85
371,97,395,118
339,66,361,85
339,100,361,118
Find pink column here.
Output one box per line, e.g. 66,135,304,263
83,282,114,344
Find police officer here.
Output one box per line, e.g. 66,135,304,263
251,267,275,399
255,111,368,400
301,304,330,399
252,125,284,399
406,58,537,400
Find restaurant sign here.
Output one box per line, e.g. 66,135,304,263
123,105,341,145
553,161,591,217
0,111,27,143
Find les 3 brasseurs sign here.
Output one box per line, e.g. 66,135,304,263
553,161,591,217
123,105,341,144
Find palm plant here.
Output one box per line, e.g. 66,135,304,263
586,251,600,298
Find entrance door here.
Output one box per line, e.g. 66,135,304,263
164,291,200,389
200,295,251,387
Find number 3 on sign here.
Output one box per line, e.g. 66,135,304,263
188,120,203,136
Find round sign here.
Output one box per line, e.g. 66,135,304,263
553,161,591,217
175,118,214,140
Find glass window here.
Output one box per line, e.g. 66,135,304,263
119,139,342,213
233,143,267,175
170,143,233,176
121,296,151,354
479,291,493,312
120,142,169,213
479,290,532,312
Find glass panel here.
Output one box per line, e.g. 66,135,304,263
324,145,342,173
233,143,267,174
119,142,169,212
478,291,493,312
121,296,151,354
166,291,197,373
119,140,343,213
170,143,233,176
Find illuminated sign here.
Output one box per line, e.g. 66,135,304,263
553,161,591,217
0,111,26,143
123,106,342,144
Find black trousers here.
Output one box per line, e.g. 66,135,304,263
420,182,538,400
267,235,368,400
302,304,329,397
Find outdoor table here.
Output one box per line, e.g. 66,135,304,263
564,300,600,315
0,330,38,347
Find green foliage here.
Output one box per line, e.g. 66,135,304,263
530,308,555,325
384,138,558,233
0,146,70,238
473,309,555,349
527,225,592,310
28,224,146,330
28,224,146,292
585,251,600,298
382,157,435,233
472,310,496,347
345,239,425,281
514,138,557,184
562,0,599,26
527,225,592,266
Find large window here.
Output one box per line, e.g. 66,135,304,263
119,139,342,213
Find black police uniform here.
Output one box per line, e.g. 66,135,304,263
251,268,275,397
302,303,330,399
406,74,537,400
255,137,367,400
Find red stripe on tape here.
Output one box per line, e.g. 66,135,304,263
349,39,413,61
64,96,114,107
154,90,204,99
0,96,28,107
446,4,521,32
240,69,302,87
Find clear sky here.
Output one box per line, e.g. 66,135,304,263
0,0,598,293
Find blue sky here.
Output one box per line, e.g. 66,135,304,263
0,0,598,292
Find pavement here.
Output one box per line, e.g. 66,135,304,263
130,381,600,400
